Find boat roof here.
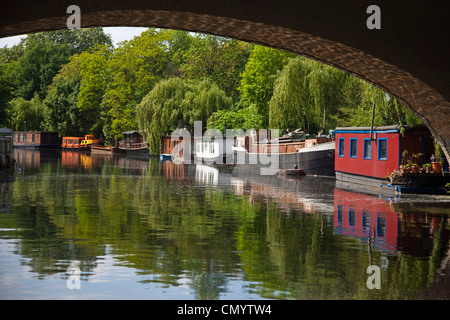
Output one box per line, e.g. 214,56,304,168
0,128,13,135
335,124,429,133
335,125,406,131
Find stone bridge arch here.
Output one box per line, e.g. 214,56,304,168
1,1,449,160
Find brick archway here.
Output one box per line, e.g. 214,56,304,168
1,1,449,160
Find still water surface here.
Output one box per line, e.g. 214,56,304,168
0,149,449,300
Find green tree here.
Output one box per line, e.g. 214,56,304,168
136,77,231,154
165,30,194,77
77,45,113,138
8,28,112,101
43,54,83,136
182,35,252,101
239,45,294,127
0,64,14,126
13,40,71,100
351,81,421,127
269,57,349,133
22,28,112,56
269,56,420,133
9,94,46,131
102,29,175,141
206,103,263,132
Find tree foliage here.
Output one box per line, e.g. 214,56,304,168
239,45,294,127
206,103,264,132
101,29,176,140
43,54,83,136
350,81,421,127
269,57,349,133
136,77,231,154
9,94,46,131
182,35,252,101
77,45,113,138
269,57,420,133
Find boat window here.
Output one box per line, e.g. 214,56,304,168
363,139,372,159
32,134,35,142
68,139,72,144
378,138,387,160
338,138,345,157
23,134,27,142
350,138,357,158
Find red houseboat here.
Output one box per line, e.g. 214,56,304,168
334,125,449,194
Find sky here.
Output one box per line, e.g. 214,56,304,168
0,27,149,48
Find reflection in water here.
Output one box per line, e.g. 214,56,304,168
0,150,449,299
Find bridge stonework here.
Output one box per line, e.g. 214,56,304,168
1,1,449,160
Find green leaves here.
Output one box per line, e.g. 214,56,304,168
136,77,231,154
182,35,252,101
102,29,177,139
9,94,46,131
239,45,294,127
268,57,420,133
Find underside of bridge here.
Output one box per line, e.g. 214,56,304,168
1,1,449,160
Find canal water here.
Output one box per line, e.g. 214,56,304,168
0,149,449,300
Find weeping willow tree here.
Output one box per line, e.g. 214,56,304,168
349,81,421,127
8,94,47,131
268,57,351,133
136,77,232,154
269,56,421,132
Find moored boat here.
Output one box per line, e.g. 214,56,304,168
62,135,98,151
119,131,151,157
91,145,125,155
233,129,335,176
13,131,61,149
334,125,449,194
0,128,15,173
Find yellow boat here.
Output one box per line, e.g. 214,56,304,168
80,135,98,150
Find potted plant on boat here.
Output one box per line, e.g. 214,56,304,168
422,163,432,173
411,163,420,173
402,163,411,173
401,150,409,167
432,137,444,173
407,153,422,173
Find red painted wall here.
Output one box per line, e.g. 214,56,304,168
335,130,400,179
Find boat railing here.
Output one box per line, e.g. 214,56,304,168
130,142,149,149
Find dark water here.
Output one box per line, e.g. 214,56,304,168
0,149,449,300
